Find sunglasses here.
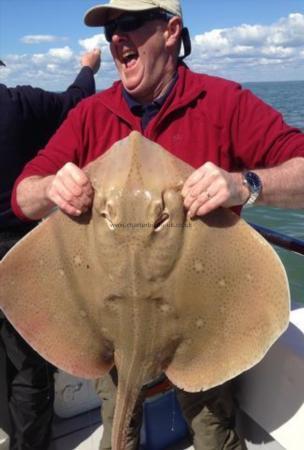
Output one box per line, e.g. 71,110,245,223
104,10,173,43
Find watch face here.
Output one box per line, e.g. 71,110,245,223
246,171,261,193
243,171,262,206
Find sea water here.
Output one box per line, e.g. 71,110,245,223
242,80,304,304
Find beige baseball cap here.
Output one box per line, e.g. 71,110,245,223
84,0,182,27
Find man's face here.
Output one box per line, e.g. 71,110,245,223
109,14,177,104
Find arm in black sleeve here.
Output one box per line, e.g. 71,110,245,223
26,65,96,127
0,66,96,229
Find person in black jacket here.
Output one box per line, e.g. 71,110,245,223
0,48,101,450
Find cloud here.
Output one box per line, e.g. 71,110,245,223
0,45,79,90
267,13,304,47
48,46,73,60
21,35,67,44
29,47,73,69
78,33,114,64
79,34,107,51
188,12,304,81
193,13,304,56
78,33,118,87
1,12,304,89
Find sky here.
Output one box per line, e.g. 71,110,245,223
0,0,304,90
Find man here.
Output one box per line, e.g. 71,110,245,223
0,48,101,450
11,0,304,449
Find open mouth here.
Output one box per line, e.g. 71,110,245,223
122,50,139,69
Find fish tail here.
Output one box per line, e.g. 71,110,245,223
111,355,157,450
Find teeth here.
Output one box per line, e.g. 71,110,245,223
123,51,135,58
122,50,137,63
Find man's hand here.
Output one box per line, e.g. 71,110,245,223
46,162,94,216
182,162,250,218
81,48,101,74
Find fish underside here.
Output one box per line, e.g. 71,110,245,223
0,132,290,449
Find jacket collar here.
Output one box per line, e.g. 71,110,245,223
97,63,207,131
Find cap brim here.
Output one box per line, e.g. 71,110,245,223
84,4,158,27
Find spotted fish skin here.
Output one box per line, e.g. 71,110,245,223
0,132,290,449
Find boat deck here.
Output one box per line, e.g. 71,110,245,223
50,406,194,450
49,405,286,450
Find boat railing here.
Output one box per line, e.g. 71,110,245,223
249,222,304,256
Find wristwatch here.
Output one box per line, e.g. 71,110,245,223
242,171,262,205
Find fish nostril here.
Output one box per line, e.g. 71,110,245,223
152,196,170,231
154,213,169,231
106,201,115,217
100,201,117,229
100,211,114,230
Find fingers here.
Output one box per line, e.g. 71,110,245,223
182,162,239,218
186,189,227,218
47,162,94,216
181,167,206,196
81,48,101,74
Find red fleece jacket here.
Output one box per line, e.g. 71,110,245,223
12,63,304,220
